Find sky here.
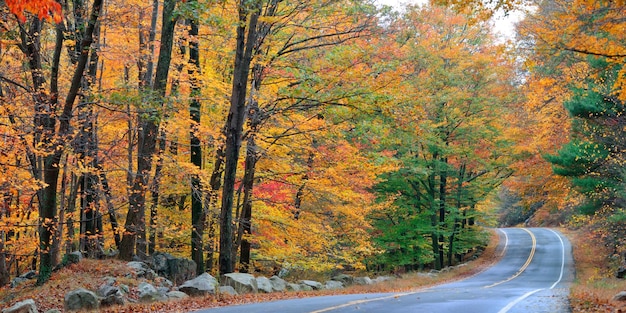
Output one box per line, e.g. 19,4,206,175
374,0,524,40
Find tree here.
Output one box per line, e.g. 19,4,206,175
119,0,179,261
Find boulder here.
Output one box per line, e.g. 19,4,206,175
353,277,373,285
44,310,61,313
166,291,189,300
222,273,258,294
97,283,125,307
256,276,273,293
2,299,37,313
150,252,196,285
126,261,157,280
299,280,323,290
65,251,83,265
298,283,313,291
10,277,29,288
331,274,353,286
218,286,238,295
613,291,626,301
64,288,99,311
373,276,394,283
269,276,287,292
617,267,626,279
286,283,301,291
138,282,166,302
324,280,344,290
19,271,37,280
179,273,218,296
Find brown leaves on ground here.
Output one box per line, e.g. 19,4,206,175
0,231,501,312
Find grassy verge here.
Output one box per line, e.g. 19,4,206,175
564,228,626,313
0,230,501,312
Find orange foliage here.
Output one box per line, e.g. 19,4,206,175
5,0,62,23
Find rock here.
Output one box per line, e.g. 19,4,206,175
65,251,83,265
218,286,238,295
353,277,373,285
269,276,287,292
10,277,29,288
179,273,218,296
331,274,353,286
19,270,37,280
222,273,258,294
119,284,130,294
256,276,273,293
417,272,437,279
277,268,289,278
138,282,165,302
64,288,99,312
373,276,394,283
286,283,301,291
154,276,174,289
617,267,626,279
150,252,196,285
166,291,189,300
298,283,313,291
2,299,38,313
126,261,157,280
324,280,344,290
96,284,125,307
44,310,61,313
613,291,626,301
299,280,323,290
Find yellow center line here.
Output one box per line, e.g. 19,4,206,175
309,292,417,313
484,228,536,288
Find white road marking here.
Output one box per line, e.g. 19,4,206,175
497,288,544,313
546,228,566,289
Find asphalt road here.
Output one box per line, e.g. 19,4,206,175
195,228,573,313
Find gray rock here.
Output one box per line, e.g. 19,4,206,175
277,268,289,278
119,284,130,294
150,252,196,285
10,277,29,288
96,283,125,307
222,273,258,294
218,286,238,295
138,282,166,302
331,274,353,286
64,288,99,311
613,291,626,301
179,273,218,296
19,270,37,280
2,299,37,313
372,276,394,283
353,277,373,285
299,280,323,290
166,291,189,299
298,283,313,291
286,283,301,291
256,276,273,293
617,267,626,279
127,261,157,279
324,280,344,290
44,310,61,313
154,276,174,289
417,272,437,279
65,251,83,265
269,276,287,292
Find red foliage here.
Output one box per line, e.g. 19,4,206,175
5,0,62,23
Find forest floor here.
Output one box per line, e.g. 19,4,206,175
565,228,626,313
0,231,503,313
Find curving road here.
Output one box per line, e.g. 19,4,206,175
195,228,574,313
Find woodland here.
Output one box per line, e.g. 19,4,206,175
0,0,624,290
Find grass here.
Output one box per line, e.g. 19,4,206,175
0,230,501,312
564,228,626,313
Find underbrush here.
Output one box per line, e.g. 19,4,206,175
566,229,626,313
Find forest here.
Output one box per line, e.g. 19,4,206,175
0,0,624,288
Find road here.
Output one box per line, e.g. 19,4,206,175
195,228,573,313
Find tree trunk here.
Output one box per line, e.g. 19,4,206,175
119,0,177,261
438,157,447,269
188,6,205,274
219,0,262,275
447,163,465,267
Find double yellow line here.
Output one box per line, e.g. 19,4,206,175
484,228,536,288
